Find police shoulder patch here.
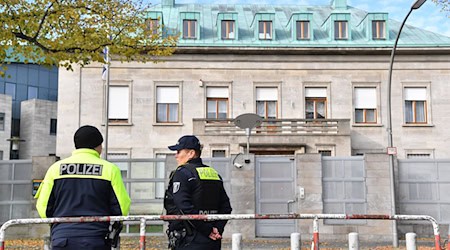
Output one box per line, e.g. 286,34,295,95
173,182,180,193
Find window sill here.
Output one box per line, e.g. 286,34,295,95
106,122,133,126
153,122,184,126
352,124,383,127
402,123,434,127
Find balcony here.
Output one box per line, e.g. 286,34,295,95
193,118,351,136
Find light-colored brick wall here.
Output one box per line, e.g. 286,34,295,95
20,99,57,159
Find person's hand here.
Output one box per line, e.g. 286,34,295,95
208,227,222,240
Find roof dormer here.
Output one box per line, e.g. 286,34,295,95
357,13,389,41
251,13,276,41
288,13,313,41
217,13,238,40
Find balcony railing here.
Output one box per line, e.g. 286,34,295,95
193,118,350,136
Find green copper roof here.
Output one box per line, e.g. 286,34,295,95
147,3,450,48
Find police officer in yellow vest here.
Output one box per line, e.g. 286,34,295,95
35,125,131,250
164,135,232,250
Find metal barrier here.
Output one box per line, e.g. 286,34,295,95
0,213,443,250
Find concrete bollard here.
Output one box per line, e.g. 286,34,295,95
406,232,417,250
232,233,242,250
290,232,301,250
348,232,359,250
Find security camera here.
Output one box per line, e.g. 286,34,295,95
234,163,243,169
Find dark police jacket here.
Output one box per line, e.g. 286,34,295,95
164,158,232,237
35,149,131,239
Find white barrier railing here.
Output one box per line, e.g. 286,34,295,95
0,213,443,250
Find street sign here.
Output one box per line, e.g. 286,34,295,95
387,147,397,155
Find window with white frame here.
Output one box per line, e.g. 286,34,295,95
258,21,272,40
407,153,431,159
212,150,226,157
305,87,327,119
156,86,179,123
0,113,4,131
334,21,348,40
296,21,310,40
317,145,335,156
354,87,377,124
206,87,228,119
108,86,130,124
372,20,386,39
221,20,235,40
256,87,277,119
404,87,427,124
183,19,197,39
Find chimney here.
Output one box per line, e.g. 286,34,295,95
162,0,174,7
331,0,347,10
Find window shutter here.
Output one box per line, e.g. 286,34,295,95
157,87,179,103
305,87,326,97
256,88,277,101
405,87,426,101
355,88,376,108
207,87,228,98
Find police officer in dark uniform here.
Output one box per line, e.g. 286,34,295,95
35,125,131,250
164,135,232,250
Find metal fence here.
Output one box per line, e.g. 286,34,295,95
322,156,366,224
398,159,450,224
0,160,33,224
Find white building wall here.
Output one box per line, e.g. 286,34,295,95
0,94,12,160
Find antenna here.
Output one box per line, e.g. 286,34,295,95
233,113,263,163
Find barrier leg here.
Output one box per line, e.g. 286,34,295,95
448,224,450,250
139,218,146,250
406,232,417,250
232,233,242,250
312,217,319,250
435,234,441,250
291,233,301,250
349,232,359,250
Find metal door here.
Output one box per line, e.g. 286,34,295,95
255,157,296,237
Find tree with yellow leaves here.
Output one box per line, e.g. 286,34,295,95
0,0,178,77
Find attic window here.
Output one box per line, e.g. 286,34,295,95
221,20,235,39
372,20,386,39
259,21,272,40
146,19,159,35
183,19,197,39
296,21,310,40
334,21,348,40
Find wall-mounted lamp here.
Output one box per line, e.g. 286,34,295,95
7,136,25,151
198,79,204,87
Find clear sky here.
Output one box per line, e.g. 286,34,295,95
162,0,450,37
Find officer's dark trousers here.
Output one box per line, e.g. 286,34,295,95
176,232,222,250
51,237,111,250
